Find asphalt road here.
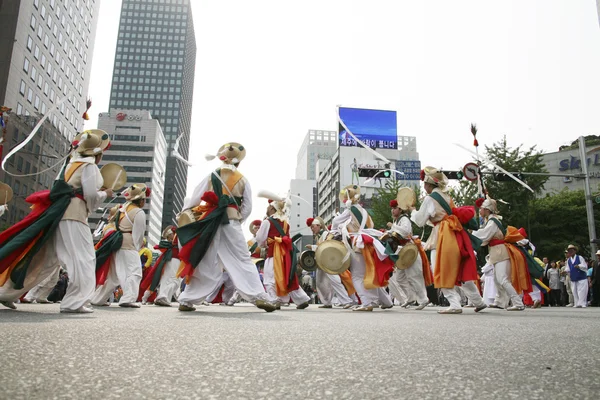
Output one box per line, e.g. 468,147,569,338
1,303,599,399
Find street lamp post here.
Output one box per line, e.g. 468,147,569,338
578,136,598,256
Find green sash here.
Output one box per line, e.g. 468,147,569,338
249,241,258,254
489,217,507,236
350,205,363,225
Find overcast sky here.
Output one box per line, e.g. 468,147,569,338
85,0,600,226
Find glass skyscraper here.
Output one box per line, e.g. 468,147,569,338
109,0,196,229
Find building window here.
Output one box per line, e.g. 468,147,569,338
17,103,23,115
30,15,36,30
27,36,33,51
23,57,30,72
19,80,26,95
27,88,33,103
34,46,40,60
31,66,37,81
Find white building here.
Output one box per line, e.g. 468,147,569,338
0,0,100,139
317,136,420,224
289,178,317,239
90,109,167,247
539,145,600,196
295,130,338,180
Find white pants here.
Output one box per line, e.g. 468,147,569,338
493,259,524,308
482,274,496,305
178,221,270,306
393,254,428,304
529,285,542,302
206,270,238,303
316,268,353,306
263,257,310,305
388,274,410,304
91,249,142,305
441,281,485,309
349,253,392,307
571,279,588,307
155,258,182,303
0,221,96,312
430,249,485,309
24,266,61,302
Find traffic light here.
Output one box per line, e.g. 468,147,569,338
358,168,377,177
444,171,464,180
358,167,392,179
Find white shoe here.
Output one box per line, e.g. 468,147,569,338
415,301,429,310
507,305,525,311
60,306,94,313
437,308,462,314
567,303,574,307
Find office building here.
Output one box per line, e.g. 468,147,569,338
539,143,600,196
0,0,100,227
0,0,100,138
295,130,338,180
89,109,167,246
108,0,196,230
0,113,70,229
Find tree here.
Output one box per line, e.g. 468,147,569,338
448,180,478,207
481,136,549,232
529,189,600,261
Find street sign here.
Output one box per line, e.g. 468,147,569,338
463,163,480,182
395,160,421,180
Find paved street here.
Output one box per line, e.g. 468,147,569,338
1,303,599,399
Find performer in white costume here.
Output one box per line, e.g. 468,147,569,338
306,217,354,309
154,226,183,307
387,196,431,310
256,198,310,309
176,142,276,312
411,167,487,314
0,130,113,312
332,185,394,312
472,197,525,311
91,184,148,308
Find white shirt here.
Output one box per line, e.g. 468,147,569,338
471,219,501,246
131,210,146,251
255,219,272,247
390,215,412,239
410,195,435,228
0,204,7,217
80,163,108,214
183,165,252,222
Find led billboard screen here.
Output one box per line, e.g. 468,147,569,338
338,107,397,150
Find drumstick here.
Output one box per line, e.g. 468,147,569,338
111,170,122,191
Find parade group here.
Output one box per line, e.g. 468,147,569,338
0,130,592,314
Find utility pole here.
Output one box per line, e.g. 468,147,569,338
579,136,598,256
